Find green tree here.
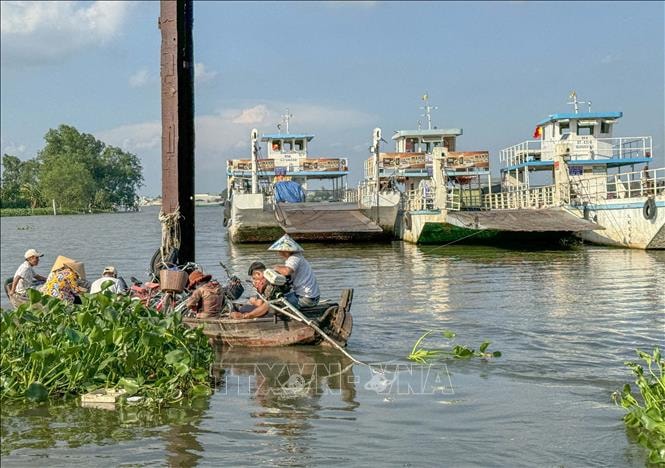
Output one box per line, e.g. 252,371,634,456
39,155,96,211
1,154,42,208
37,125,143,210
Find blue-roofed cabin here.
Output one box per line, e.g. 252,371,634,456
500,106,653,192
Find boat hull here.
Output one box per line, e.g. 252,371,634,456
183,290,354,347
572,198,665,249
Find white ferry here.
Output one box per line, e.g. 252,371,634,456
361,95,493,244
224,112,394,243
497,93,664,249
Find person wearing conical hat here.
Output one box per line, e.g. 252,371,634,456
40,255,86,303
270,234,320,308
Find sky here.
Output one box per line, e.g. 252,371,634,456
1,1,663,196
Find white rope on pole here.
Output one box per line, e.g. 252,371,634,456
159,207,181,265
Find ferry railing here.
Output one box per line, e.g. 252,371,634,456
302,188,353,203
404,189,436,212
483,184,562,210
501,136,653,167
571,167,665,203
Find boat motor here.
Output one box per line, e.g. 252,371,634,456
263,268,291,298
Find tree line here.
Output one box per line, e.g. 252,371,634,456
1,125,143,212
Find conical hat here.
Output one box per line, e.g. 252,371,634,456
268,234,303,252
51,255,86,280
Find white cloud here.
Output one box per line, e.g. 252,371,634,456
600,54,619,64
2,142,27,156
95,121,162,153
0,1,132,66
94,101,377,193
194,62,218,84
231,105,270,125
129,68,151,88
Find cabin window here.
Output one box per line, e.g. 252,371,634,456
405,138,417,153
284,141,293,151
559,122,570,135
577,125,593,136
600,122,611,134
272,140,282,151
295,140,304,151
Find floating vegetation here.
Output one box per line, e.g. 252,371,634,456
407,330,501,364
613,348,665,464
0,290,213,407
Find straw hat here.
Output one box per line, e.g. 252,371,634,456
24,249,44,259
103,266,117,277
51,255,87,281
187,270,212,289
268,234,303,252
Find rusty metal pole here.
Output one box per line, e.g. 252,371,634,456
159,0,195,264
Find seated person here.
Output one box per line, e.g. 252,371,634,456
41,255,86,304
269,234,320,308
9,248,46,308
186,270,223,318
229,261,289,320
90,266,128,294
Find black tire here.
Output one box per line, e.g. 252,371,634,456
150,247,180,278
643,198,657,220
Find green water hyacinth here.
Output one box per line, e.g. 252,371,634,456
614,348,665,465
407,329,501,364
0,289,213,406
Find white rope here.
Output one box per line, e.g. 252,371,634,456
159,207,181,265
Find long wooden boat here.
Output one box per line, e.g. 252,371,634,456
183,289,353,347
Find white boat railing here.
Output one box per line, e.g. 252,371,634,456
403,189,436,212
483,184,566,210
570,167,665,204
500,136,653,168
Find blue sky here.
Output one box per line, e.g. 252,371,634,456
1,1,663,196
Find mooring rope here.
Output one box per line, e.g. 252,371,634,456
159,207,181,265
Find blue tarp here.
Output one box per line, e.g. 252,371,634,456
274,181,306,203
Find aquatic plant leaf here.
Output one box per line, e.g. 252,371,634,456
25,382,48,402
119,378,139,395
479,341,490,353
27,289,41,304
165,350,185,365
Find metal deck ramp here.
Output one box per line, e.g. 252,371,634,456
447,209,603,232
276,202,383,236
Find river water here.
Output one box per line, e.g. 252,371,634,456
1,206,663,466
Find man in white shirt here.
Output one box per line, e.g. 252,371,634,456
8,248,46,308
270,234,320,308
90,266,127,294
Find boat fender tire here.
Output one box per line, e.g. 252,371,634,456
643,198,657,221
150,247,179,278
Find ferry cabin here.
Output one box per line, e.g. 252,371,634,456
226,133,350,201
499,110,653,204
363,126,491,211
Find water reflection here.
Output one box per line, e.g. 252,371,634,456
0,398,209,465
214,345,358,462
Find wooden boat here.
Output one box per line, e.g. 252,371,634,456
183,289,353,347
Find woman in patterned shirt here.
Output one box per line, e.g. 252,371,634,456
41,256,86,303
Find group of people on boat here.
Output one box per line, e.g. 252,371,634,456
5,235,319,321
188,234,320,319
6,249,127,308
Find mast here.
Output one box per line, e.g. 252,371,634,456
420,93,438,130
372,128,382,225
251,128,259,194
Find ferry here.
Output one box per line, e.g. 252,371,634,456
224,112,396,243
361,95,496,244
495,92,664,249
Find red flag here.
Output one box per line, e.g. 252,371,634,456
533,126,542,139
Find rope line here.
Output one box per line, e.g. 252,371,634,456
159,207,181,264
